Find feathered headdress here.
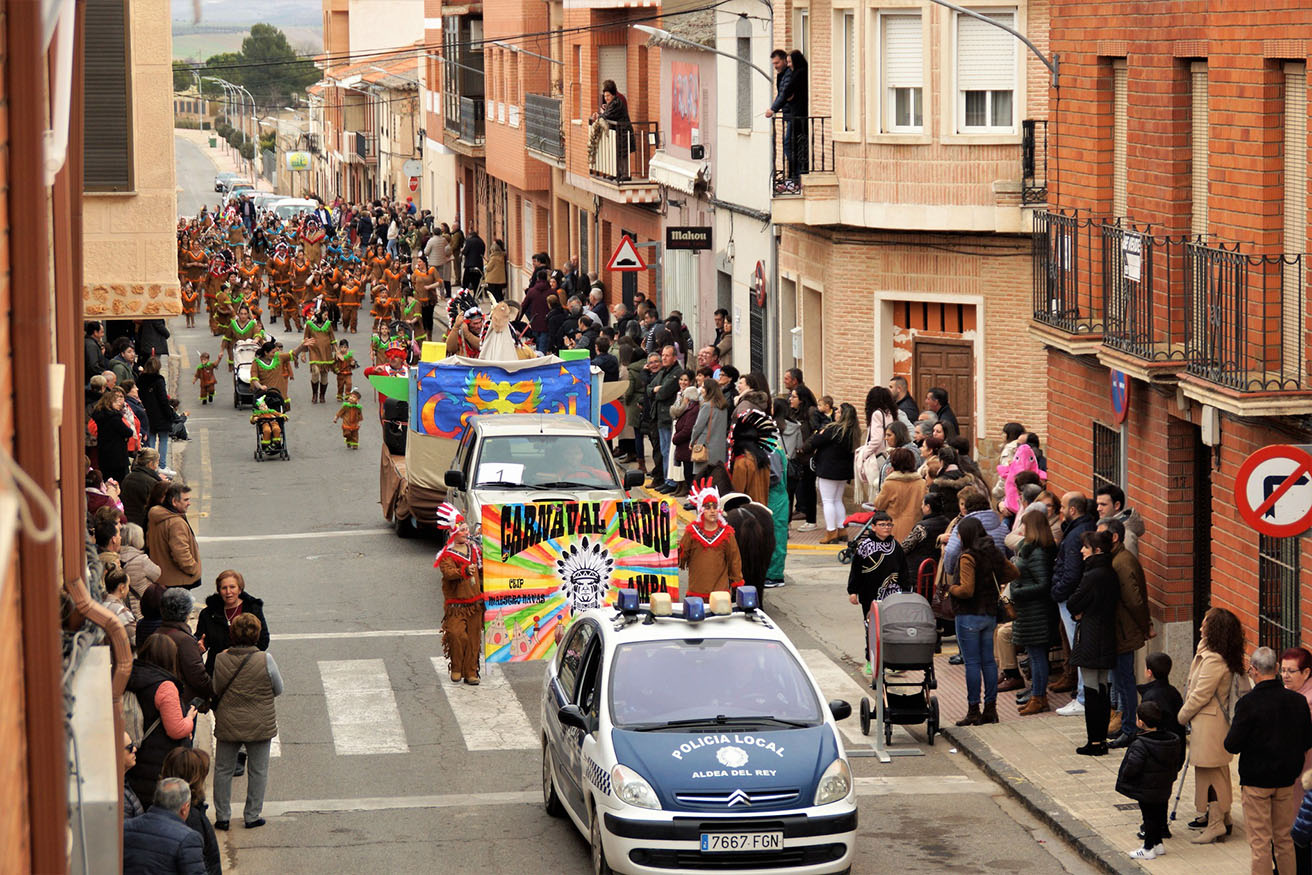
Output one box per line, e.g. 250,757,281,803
727,408,780,461
447,290,479,327
434,502,466,530
688,478,720,514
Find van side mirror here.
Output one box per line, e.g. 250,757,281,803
623,469,645,489
444,469,466,489
828,700,852,721
558,704,589,732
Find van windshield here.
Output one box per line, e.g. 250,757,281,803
474,435,617,489
609,639,823,729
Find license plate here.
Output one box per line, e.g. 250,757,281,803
700,831,784,853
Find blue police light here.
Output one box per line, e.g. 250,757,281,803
683,596,706,622
736,586,759,613
617,589,640,615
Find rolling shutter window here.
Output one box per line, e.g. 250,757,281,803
1112,59,1128,218
84,0,133,192
1190,62,1209,237
957,12,1015,91
884,15,922,90
1282,62,1306,377
841,11,857,132
598,46,627,97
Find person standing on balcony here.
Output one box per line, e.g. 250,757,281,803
591,80,632,181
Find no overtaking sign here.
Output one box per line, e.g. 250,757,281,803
1234,445,1312,537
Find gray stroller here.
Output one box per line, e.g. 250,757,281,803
860,592,940,745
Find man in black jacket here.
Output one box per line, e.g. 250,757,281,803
84,320,112,382
1225,646,1312,874
646,345,680,488
1050,493,1097,716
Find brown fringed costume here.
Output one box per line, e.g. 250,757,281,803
436,541,484,683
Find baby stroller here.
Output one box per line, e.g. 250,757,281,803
859,592,940,746
232,338,262,409
837,503,878,565
252,389,290,462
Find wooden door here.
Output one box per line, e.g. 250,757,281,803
913,338,974,444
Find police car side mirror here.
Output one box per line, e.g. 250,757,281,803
558,704,589,732
444,469,466,489
828,700,852,721
623,469,645,489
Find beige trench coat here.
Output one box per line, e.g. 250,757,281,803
1178,643,1236,769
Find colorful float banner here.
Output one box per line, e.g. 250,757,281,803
411,358,594,438
481,500,679,662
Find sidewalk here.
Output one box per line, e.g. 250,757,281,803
765,545,1252,874
175,127,272,192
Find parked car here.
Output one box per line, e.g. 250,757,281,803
541,589,858,874
268,197,319,221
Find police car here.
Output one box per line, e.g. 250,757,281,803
541,588,857,875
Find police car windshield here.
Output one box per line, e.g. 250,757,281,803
609,639,824,729
474,435,617,489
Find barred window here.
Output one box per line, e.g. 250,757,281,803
1258,534,1300,652
1092,422,1122,495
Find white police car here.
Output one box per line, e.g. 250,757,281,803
541,588,857,875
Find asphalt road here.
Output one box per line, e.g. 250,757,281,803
176,134,223,219
172,137,1096,875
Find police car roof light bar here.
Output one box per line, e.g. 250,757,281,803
617,588,640,615
736,586,759,613
682,596,706,623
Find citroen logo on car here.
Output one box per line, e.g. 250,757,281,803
726,789,751,807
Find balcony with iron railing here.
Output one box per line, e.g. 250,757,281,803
1021,119,1047,206
1029,209,1105,355
525,93,564,163
770,115,835,197
460,97,485,145
588,119,659,185
1180,242,1312,414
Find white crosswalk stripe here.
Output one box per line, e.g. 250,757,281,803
432,659,538,751
798,649,877,746
319,659,410,755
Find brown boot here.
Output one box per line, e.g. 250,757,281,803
955,704,982,727
1190,801,1228,844
980,701,1000,724
820,530,837,544
1107,710,1123,738
1018,695,1049,716
1049,664,1077,694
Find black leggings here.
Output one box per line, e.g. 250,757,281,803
1138,800,1167,848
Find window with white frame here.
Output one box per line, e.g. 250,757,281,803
882,13,923,131
956,9,1017,132
838,10,857,133
795,9,810,57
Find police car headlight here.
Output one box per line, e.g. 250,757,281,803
813,758,852,805
611,764,660,810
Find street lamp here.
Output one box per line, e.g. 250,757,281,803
923,0,1057,88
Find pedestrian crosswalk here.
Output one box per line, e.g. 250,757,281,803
281,648,895,761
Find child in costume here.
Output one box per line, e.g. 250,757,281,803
181,282,199,328
332,339,359,401
332,389,363,449
678,480,744,600
193,353,218,405
295,306,336,404
434,503,483,685
250,394,288,449
338,271,364,333
846,510,911,674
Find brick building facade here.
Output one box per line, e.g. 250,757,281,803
1033,1,1312,665
770,0,1051,461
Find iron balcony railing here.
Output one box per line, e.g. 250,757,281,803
1032,209,1102,334
771,115,835,196
1100,221,1197,362
459,97,485,144
1022,119,1047,206
525,94,564,159
1186,242,1311,392
589,119,659,183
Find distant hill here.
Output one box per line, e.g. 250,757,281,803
173,0,322,29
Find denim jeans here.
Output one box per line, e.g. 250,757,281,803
214,738,271,824
1113,649,1138,733
145,431,170,469
536,331,552,353
1026,645,1051,697
658,426,673,480
1057,600,1085,704
955,613,998,706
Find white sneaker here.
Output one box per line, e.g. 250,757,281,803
1152,843,1165,856
797,523,817,532
1128,847,1157,860
159,467,178,480
1055,700,1085,716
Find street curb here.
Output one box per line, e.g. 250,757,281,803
940,724,1145,875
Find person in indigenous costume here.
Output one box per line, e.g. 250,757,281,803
295,304,336,405
434,504,483,685
678,480,744,600
249,341,296,410
332,389,363,449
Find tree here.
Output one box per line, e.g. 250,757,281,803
173,61,197,93
237,23,319,108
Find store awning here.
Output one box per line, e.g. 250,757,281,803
647,151,707,195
